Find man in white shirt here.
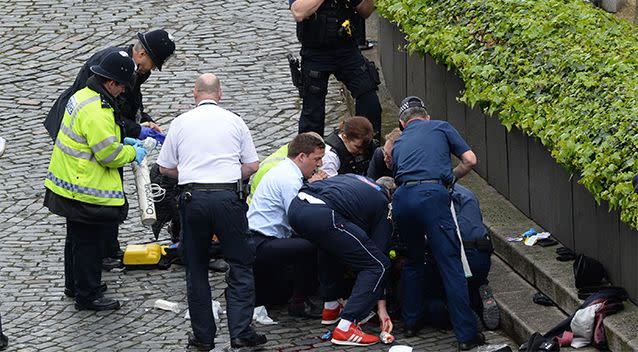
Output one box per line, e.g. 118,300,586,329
157,73,265,351
247,133,326,318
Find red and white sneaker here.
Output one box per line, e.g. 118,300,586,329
331,324,380,346
321,303,343,325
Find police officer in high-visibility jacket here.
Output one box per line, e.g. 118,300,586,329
44,51,147,311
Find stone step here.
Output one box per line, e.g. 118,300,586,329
490,256,597,351
463,169,638,351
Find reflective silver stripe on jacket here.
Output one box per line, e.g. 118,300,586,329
46,172,124,199
58,95,101,144
68,95,100,129
100,143,123,164
90,136,118,155
55,138,95,162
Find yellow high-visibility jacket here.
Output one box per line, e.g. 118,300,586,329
45,87,135,206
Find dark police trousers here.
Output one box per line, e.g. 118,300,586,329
393,183,478,343
299,46,381,138
64,219,113,304
420,248,491,328
179,189,256,344
288,196,390,323
253,232,317,305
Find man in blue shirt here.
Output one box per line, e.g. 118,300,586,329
247,133,326,318
392,96,484,350
420,184,499,331
288,174,393,347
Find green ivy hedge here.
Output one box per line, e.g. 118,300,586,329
377,0,638,229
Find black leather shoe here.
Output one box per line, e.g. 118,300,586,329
208,258,229,273
111,248,125,260
64,283,108,298
187,332,214,351
230,333,267,348
0,332,8,351
102,257,123,271
288,300,323,319
404,323,423,338
459,332,486,351
75,297,120,311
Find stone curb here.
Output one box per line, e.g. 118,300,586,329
358,12,638,352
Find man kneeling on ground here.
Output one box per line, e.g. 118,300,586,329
407,184,500,335
288,174,394,346
247,133,327,317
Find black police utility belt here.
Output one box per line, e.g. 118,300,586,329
296,0,358,48
325,131,373,175
181,181,250,200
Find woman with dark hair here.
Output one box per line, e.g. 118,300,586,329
322,116,375,177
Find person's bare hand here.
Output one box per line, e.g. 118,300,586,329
308,170,328,182
142,121,163,133
378,309,393,333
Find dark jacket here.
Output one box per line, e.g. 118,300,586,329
44,44,152,141
324,130,375,176
44,76,129,224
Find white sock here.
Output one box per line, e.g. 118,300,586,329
337,319,352,331
324,300,339,309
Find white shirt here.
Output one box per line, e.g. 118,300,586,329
247,158,303,239
157,100,259,185
321,144,340,178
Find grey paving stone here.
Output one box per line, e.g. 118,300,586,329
0,1,516,351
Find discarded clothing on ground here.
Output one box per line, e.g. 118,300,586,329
543,287,628,350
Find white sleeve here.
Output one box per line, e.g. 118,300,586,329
239,120,259,164
321,146,340,178
156,120,179,169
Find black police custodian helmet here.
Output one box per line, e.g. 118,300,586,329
137,29,176,71
90,51,135,85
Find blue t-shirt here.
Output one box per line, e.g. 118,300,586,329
452,184,486,241
392,119,470,185
288,0,295,6
300,174,391,238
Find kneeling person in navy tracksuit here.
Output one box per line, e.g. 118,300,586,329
288,174,393,347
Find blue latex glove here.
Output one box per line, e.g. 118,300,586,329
139,127,166,144
133,145,147,165
123,137,143,148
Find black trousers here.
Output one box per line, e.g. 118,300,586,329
64,219,114,304
253,232,317,305
179,189,257,344
299,45,381,139
288,197,390,323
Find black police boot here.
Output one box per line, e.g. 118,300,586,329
459,332,486,351
208,258,229,273
64,283,108,298
0,333,7,351
186,332,214,351
75,297,120,311
102,257,123,271
288,299,322,319
0,315,7,351
112,248,125,260
403,321,424,338
230,333,267,348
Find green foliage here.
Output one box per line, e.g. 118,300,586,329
377,0,638,229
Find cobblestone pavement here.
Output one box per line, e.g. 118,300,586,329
0,1,514,351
